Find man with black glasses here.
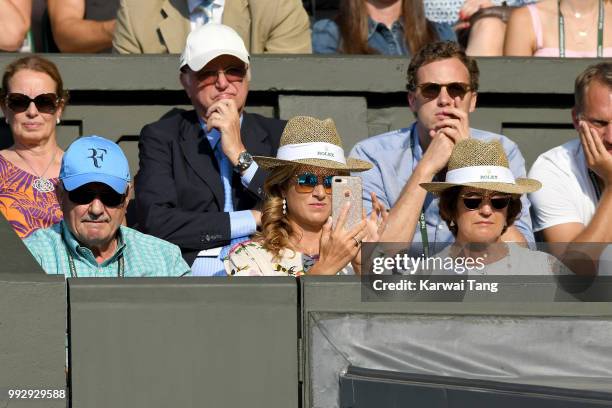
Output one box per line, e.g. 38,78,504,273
350,41,533,252
24,136,190,277
135,24,284,276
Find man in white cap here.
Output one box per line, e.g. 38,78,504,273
112,0,311,54
25,136,190,277
136,24,285,276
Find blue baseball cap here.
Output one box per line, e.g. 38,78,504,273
60,135,131,194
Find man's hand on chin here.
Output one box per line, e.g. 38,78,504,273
206,99,245,165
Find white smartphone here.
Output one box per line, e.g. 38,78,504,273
332,176,363,231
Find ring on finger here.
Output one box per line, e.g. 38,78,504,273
352,237,361,247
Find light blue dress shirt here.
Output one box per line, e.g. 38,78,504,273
349,123,535,255
190,118,258,276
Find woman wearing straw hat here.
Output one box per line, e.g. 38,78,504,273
223,116,387,276
420,139,568,274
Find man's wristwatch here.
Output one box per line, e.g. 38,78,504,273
233,150,253,173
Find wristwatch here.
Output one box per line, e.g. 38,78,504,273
233,150,253,173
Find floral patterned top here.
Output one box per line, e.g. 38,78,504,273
0,154,62,238
223,240,352,276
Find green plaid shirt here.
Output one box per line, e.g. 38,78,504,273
24,221,190,277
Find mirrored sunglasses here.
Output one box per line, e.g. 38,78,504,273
68,186,126,207
295,173,334,194
417,82,471,100
461,195,511,211
6,93,59,114
197,66,247,86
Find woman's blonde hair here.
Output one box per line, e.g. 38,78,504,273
253,164,298,259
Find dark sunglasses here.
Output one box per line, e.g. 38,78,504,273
197,66,247,86
461,194,511,211
295,173,334,194
5,93,60,114
417,82,471,100
68,186,126,207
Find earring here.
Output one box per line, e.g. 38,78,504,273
4,117,8,124
449,220,455,227
56,118,60,125
282,198,287,215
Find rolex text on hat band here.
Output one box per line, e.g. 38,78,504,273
276,142,347,165
446,166,516,184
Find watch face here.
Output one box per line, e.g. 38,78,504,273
235,151,253,172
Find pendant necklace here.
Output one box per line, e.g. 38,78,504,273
13,148,58,193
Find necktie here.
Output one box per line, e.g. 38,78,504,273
195,0,214,26
213,138,233,213
214,139,246,262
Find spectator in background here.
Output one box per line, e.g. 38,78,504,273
113,0,311,54
349,41,534,255
312,0,456,55
505,0,612,57
25,136,190,277
136,24,285,276
224,116,385,276
0,0,32,52
529,63,612,275
0,56,66,239
424,0,537,55
47,0,118,53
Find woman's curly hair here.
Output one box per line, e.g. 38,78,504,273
253,165,298,259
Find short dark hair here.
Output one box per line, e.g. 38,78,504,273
574,62,612,114
406,41,479,93
438,186,522,237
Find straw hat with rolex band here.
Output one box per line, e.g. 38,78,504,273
253,115,372,172
420,138,541,194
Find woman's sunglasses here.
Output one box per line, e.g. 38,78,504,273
5,93,60,114
461,194,511,210
295,173,334,194
68,186,126,207
417,82,471,100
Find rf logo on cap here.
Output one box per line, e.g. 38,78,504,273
88,148,107,168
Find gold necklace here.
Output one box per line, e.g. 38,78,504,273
13,148,58,193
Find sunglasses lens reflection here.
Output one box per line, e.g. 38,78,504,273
295,173,333,194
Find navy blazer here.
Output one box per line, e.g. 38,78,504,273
135,110,284,265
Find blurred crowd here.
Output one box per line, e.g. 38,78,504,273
1,0,611,57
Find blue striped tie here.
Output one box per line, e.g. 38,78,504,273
195,0,214,26
214,140,249,268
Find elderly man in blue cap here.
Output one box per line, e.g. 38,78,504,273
25,136,190,277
